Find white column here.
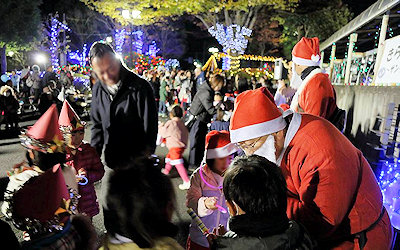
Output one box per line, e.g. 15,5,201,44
373,13,390,86
329,44,336,81
320,51,325,68
344,33,358,85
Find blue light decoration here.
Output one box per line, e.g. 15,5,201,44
131,30,144,54
147,41,160,57
165,59,180,70
114,29,127,53
49,17,71,68
208,23,252,70
68,44,88,67
378,159,400,230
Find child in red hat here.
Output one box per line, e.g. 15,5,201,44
59,101,105,220
186,130,238,250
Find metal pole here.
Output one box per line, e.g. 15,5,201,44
344,33,358,85
320,51,325,68
372,12,390,86
329,44,336,81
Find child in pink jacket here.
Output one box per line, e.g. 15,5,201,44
159,105,190,190
186,130,238,250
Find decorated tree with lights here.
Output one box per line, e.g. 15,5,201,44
81,0,298,69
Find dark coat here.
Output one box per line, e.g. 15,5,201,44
90,66,158,168
189,82,216,123
214,220,315,250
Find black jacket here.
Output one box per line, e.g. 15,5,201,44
90,66,158,168
213,215,315,250
189,82,216,123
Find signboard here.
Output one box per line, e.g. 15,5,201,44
375,35,400,84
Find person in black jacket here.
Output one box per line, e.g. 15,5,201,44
188,74,223,170
89,42,158,232
210,155,315,250
89,42,158,168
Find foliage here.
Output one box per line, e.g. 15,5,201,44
81,0,298,29
277,0,353,58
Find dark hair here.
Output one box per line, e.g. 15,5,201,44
26,151,66,171
106,157,177,248
216,108,225,121
89,42,116,65
223,155,287,216
211,74,224,87
170,105,183,118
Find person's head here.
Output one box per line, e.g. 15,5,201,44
292,37,320,76
210,74,224,91
230,88,287,163
223,155,287,217
205,130,238,176
26,150,66,171
65,129,84,149
169,105,183,119
89,42,121,86
215,108,225,122
186,70,191,78
107,157,177,248
11,70,16,75
32,65,40,73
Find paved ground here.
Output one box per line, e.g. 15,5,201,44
0,116,192,247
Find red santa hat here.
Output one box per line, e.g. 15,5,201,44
20,104,64,153
230,87,286,143
13,166,71,224
59,100,86,133
205,130,238,159
292,37,321,67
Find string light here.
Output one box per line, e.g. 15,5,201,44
49,17,71,68
67,44,88,67
131,30,144,54
378,159,400,230
114,29,127,53
147,41,160,57
165,59,180,70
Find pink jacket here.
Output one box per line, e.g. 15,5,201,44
66,142,105,217
158,117,188,149
186,164,229,247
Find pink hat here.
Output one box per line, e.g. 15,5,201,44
205,130,238,159
229,87,286,143
292,37,320,67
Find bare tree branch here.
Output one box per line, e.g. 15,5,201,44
195,14,211,29
224,8,231,26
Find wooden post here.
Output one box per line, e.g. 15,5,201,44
373,13,390,86
329,44,336,81
344,33,358,85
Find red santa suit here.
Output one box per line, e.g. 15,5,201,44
290,37,337,120
230,88,393,249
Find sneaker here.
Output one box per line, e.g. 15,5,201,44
179,181,190,190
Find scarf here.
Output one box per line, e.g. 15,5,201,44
228,213,289,237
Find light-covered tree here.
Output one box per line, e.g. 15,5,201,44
81,0,298,67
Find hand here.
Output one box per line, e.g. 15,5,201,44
204,197,218,210
78,168,87,177
215,224,227,236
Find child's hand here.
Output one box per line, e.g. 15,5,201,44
215,224,227,236
204,197,218,210
78,168,87,177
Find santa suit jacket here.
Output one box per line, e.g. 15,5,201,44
291,68,337,120
278,111,392,249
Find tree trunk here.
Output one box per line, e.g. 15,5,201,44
0,45,6,74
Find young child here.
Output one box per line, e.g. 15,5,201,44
210,155,315,249
59,100,105,219
159,105,190,190
186,130,238,250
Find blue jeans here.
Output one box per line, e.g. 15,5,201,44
159,100,167,114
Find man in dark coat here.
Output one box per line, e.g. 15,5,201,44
90,42,157,168
188,74,223,170
89,42,158,232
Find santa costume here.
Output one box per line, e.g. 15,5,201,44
290,37,337,121
230,88,393,249
186,130,238,250
59,100,104,218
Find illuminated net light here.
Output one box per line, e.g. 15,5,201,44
49,17,71,68
147,41,160,57
67,44,88,67
165,59,180,70
114,29,127,53
131,30,144,54
378,159,400,230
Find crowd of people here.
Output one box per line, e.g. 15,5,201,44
0,37,394,250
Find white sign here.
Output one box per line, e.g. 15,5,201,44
375,35,400,84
